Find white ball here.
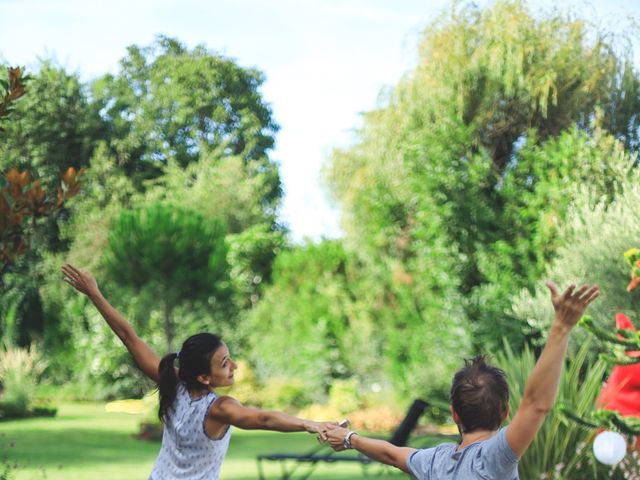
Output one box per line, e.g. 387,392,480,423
593,431,627,465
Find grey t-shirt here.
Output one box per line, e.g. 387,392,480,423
406,427,519,479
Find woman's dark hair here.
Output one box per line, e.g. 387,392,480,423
450,355,509,433
158,333,223,422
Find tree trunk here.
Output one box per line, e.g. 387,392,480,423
163,301,173,353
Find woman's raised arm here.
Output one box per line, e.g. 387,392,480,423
62,263,161,383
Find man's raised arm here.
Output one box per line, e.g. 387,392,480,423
506,281,599,457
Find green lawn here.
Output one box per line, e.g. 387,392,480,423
0,402,439,480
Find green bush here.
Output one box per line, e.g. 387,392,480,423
30,404,57,418
327,378,362,414
0,344,48,419
257,378,313,412
496,340,610,479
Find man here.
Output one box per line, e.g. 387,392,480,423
322,282,599,479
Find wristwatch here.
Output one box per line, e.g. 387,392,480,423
343,431,358,449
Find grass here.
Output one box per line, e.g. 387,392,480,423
0,402,441,479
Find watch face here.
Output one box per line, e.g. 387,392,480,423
343,431,354,449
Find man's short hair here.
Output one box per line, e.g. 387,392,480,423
450,355,509,433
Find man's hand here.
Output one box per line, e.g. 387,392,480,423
323,424,350,450
321,423,415,473
62,263,99,297
546,281,599,329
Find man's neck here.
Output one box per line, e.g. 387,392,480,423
458,429,498,449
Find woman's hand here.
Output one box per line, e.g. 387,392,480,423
303,420,339,435
62,263,100,297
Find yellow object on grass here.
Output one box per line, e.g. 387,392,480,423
105,399,146,414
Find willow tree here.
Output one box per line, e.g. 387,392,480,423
325,0,640,350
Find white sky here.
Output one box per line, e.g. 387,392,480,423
1,0,639,242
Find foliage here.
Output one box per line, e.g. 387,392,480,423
103,203,230,351
91,35,280,201
247,239,469,406
0,37,283,358
0,68,82,284
142,153,286,313
0,62,99,188
246,241,357,398
324,0,640,352
580,316,640,370
145,153,279,233
0,343,48,419
0,65,87,355
496,340,610,479
511,170,640,344
556,247,640,475
0,67,26,126
0,167,82,282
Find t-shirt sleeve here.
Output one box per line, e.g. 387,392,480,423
481,426,519,474
406,447,436,479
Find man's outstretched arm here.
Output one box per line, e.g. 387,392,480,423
323,426,415,474
506,282,599,457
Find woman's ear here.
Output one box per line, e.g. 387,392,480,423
196,374,211,386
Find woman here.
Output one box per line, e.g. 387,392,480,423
61,263,334,480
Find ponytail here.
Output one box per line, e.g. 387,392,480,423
158,352,179,422
157,333,223,423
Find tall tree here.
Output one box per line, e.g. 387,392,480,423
92,35,281,205
0,61,99,189
0,66,84,349
325,0,640,350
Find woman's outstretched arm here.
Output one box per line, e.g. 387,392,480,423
210,396,333,434
61,263,161,383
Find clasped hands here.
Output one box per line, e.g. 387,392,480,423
315,422,352,451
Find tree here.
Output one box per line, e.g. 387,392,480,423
246,241,359,396
0,67,83,285
0,61,100,189
324,0,640,351
92,35,281,205
103,203,229,351
142,152,287,312
0,62,96,348
247,238,470,404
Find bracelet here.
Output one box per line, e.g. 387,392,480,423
343,431,358,449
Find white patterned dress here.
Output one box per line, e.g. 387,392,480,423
149,383,231,480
